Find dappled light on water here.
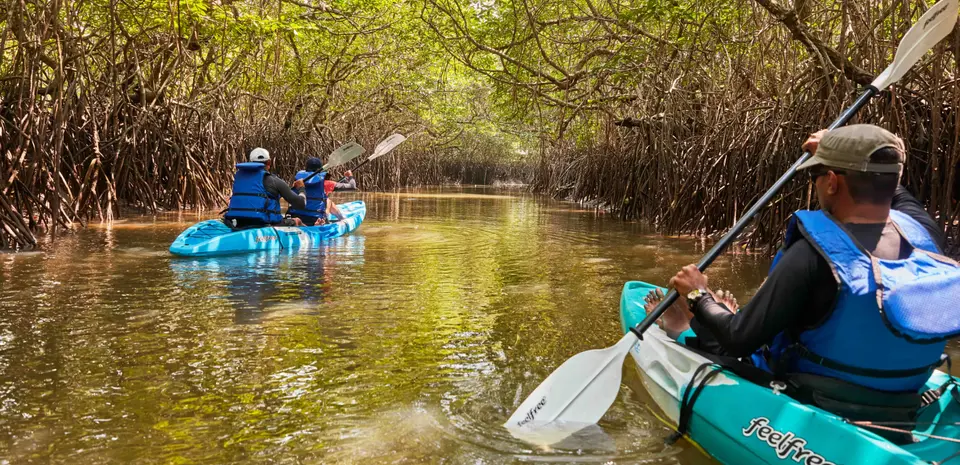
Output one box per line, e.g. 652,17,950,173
378,192,523,200
0,187,953,463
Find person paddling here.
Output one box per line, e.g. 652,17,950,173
224,148,306,229
648,124,958,442
333,170,357,191
287,157,346,226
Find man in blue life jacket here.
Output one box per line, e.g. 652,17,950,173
287,157,346,225
647,124,959,441
224,148,307,229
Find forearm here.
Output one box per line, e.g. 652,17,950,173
691,242,827,358
690,296,769,357
280,185,307,210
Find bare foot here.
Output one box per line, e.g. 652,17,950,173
713,289,739,313
644,288,693,339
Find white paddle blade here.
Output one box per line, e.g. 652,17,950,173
872,0,958,90
505,421,614,449
504,333,638,431
371,134,407,159
323,142,365,169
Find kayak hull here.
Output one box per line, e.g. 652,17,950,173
620,280,960,465
170,200,366,257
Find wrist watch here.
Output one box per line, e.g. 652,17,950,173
686,288,709,308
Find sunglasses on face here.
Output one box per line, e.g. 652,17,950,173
809,168,846,182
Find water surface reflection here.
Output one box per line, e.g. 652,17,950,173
0,187,954,464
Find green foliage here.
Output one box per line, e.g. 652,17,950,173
5,0,958,251
0,0,537,249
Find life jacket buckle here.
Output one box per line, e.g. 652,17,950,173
770,381,787,396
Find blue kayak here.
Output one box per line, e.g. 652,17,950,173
620,280,960,465
169,200,366,257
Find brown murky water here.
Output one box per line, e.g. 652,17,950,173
0,187,956,464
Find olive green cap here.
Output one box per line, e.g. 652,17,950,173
796,124,905,173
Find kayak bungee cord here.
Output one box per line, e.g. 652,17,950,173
935,450,960,465
271,226,284,251
847,422,960,444
641,403,709,455
666,363,728,445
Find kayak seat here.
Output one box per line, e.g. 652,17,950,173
222,217,277,231
287,212,325,226
785,372,922,444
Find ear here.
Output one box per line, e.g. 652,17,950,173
827,171,840,195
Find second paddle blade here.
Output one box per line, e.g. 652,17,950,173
324,142,365,169
371,133,407,159
504,333,637,432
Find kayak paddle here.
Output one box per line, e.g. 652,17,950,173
504,0,958,434
303,142,366,183
338,133,407,182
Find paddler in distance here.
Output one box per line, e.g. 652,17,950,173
647,124,959,443
224,148,307,229
287,157,346,226
334,170,357,191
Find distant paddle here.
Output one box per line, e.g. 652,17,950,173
504,0,958,437
303,142,366,182
339,134,407,182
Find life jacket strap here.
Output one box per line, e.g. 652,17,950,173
232,192,279,199
225,207,282,214
794,344,946,378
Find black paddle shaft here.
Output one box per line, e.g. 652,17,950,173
301,156,366,185
302,169,324,183
630,86,879,339
338,157,372,183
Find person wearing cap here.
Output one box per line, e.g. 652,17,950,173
287,157,346,225
649,125,956,405
224,148,307,228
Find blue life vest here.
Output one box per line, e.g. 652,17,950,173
764,210,960,391
224,162,283,224
286,170,327,222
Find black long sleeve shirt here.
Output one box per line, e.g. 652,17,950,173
690,186,945,357
264,173,306,210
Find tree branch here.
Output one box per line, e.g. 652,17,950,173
753,0,873,86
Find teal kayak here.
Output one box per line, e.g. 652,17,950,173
169,200,365,257
620,281,960,465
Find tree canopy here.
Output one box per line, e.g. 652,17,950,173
1,0,958,253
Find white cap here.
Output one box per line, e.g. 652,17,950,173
249,147,270,162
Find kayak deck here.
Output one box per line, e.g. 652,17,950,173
170,200,366,257
620,280,960,465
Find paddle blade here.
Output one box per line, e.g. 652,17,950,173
872,0,958,90
323,142,365,169
504,333,638,432
370,133,407,160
